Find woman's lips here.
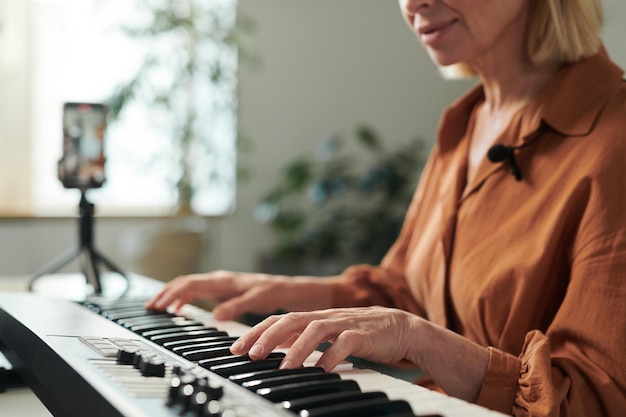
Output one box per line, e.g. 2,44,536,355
418,19,458,46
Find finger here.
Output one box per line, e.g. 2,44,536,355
145,288,178,311
314,330,359,372
277,333,300,348
229,314,283,356
279,318,338,369
145,286,173,310
212,286,279,321
145,275,193,309
146,281,195,311
147,272,234,311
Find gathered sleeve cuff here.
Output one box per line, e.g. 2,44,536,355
475,346,521,414
477,329,626,417
477,331,565,416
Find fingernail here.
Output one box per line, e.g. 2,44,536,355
280,360,293,369
249,344,264,357
230,340,242,352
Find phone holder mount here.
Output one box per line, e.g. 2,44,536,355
28,189,129,296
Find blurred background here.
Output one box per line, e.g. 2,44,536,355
0,0,624,283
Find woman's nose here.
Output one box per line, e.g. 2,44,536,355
402,0,436,15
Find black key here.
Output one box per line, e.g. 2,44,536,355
199,352,285,369
256,379,361,402
182,346,234,362
163,336,237,351
381,414,421,417
128,318,200,332
105,308,161,320
117,314,178,327
172,340,236,355
142,325,216,338
199,354,252,369
210,358,286,377
242,372,340,391
115,310,177,320
104,301,147,308
229,367,326,384
281,391,388,413
405,415,442,417
298,398,413,417
94,299,147,309
150,330,229,345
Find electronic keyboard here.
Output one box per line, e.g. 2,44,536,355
0,289,508,417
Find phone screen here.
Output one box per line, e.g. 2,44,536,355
58,102,107,189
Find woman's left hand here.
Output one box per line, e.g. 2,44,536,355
229,306,419,372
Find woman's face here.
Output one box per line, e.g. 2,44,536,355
398,0,529,69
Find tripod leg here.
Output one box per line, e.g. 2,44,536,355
28,247,81,291
92,249,128,278
80,247,102,294
91,249,131,297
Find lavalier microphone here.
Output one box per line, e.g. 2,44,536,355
487,144,523,181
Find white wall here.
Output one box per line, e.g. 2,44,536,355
603,0,626,69
215,0,472,272
0,0,624,278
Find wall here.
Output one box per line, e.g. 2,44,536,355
215,0,472,272
603,0,626,68
0,0,624,278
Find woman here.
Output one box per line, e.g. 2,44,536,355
147,0,626,415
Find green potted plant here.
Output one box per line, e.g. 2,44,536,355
106,0,256,215
103,0,256,281
255,124,426,276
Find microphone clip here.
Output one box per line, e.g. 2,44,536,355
487,144,522,181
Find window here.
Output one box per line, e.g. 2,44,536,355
0,0,238,217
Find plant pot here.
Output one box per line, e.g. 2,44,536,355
123,216,208,282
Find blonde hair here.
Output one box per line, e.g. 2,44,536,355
442,0,604,79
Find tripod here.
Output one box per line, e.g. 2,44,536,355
28,191,129,295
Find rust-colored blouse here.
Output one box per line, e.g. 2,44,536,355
331,49,626,416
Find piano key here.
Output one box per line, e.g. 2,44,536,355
210,357,286,377
117,314,179,326
376,414,421,417
87,298,487,417
105,309,165,321
149,329,229,344
228,366,326,384
163,335,238,351
393,415,442,417
89,299,147,309
242,372,340,391
198,352,285,369
338,368,487,417
281,390,389,413
256,379,361,402
141,325,216,338
171,339,238,355
182,346,234,362
101,305,150,314
117,316,179,329
127,319,201,332
297,397,414,417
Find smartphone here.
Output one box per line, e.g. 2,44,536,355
58,102,107,189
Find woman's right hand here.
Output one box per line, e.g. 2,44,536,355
144,270,335,321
